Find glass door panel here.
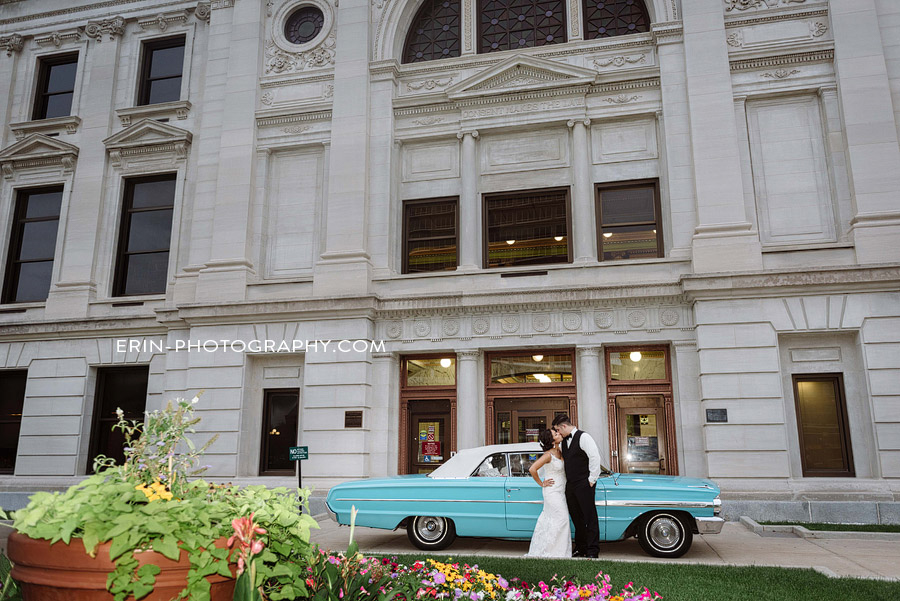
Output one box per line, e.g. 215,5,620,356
615,398,668,474
409,415,447,474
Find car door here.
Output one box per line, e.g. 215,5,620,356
504,452,545,532
465,452,513,538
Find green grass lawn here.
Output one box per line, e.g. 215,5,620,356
757,521,900,533
386,554,899,601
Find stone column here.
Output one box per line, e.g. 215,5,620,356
195,0,265,302
830,0,900,264
461,0,477,57
456,350,482,448
576,346,608,460
0,34,23,146
370,352,399,477
682,0,762,273
368,67,397,277
313,0,373,296
672,341,703,477
457,131,480,270
568,119,597,263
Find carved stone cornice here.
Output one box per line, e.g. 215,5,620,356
0,133,78,180
34,29,83,48
255,108,332,128
103,118,192,170
194,2,211,23
651,21,683,45
138,9,190,31
116,100,192,126
210,0,235,8
84,16,125,42
0,33,24,56
9,115,82,140
456,350,481,360
729,49,833,71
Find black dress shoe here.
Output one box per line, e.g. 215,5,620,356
572,550,583,558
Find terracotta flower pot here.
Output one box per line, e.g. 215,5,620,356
7,531,236,601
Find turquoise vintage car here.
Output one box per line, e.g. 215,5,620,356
325,443,723,558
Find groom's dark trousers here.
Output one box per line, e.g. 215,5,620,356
565,481,599,556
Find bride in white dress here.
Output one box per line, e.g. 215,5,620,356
526,428,572,558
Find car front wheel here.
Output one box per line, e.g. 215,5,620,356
407,516,456,551
637,512,693,558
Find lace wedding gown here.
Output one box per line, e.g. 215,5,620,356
526,453,572,558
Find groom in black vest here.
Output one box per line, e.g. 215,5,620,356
552,414,602,558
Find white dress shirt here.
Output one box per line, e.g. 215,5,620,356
569,427,603,486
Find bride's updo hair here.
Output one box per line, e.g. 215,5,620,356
538,429,555,452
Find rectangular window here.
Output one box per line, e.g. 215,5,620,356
32,53,78,120
260,389,299,475
403,198,458,273
596,180,662,261
2,187,62,304
0,370,27,474
405,357,456,386
608,349,667,381
88,366,148,473
114,175,175,297
484,188,570,268
792,374,854,477
138,36,185,106
490,352,572,384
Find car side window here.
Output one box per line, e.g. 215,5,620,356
473,453,507,477
508,453,541,477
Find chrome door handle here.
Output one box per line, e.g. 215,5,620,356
506,488,520,491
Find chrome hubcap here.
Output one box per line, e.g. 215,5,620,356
416,517,446,542
649,517,681,549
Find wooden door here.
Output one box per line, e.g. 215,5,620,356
407,401,451,474
615,395,669,475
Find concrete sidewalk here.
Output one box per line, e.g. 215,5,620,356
310,518,900,581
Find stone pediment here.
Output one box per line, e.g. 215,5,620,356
0,133,79,179
103,118,192,151
446,55,598,100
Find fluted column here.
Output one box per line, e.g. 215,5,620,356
568,119,596,263
577,346,608,461
457,131,480,270
456,350,482,448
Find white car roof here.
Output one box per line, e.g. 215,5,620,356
428,443,544,479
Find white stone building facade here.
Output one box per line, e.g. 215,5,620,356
0,0,899,520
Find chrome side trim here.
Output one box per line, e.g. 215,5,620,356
713,497,722,515
695,516,725,534
606,499,719,509
324,501,338,522
338,497,717,509
338,498,507,503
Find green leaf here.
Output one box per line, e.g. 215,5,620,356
108,535,133,560
153,536,180,561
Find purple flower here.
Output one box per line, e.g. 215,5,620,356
498,578,508,589
434,573,446,585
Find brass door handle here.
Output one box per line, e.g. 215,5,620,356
659,457,666,472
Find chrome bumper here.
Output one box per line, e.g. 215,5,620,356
696,516,725,535
324,501,338,522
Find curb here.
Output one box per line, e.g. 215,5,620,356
740,516,900,541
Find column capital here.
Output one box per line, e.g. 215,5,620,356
576,346,602,358
0,34,25,57
817,85,838,98
372,352,397,360
566,118,590,129
455,349,481,360
457,130,479,140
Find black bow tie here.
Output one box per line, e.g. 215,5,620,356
564,434,572,440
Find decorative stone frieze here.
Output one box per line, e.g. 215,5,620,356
210,0,235,8
138,10,190,31
446,55,597,100
0,33,24,56
264,33,336,74
406,77,454,93
103,118,192,170
0,134,78,180
593,54,647,69
84,16,125,42
9,116,82,140
116,100,192,126
725,0,806,11
34,29,82,48
594,311,613,329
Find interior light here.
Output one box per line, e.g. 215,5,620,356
652,229,656,234
506,239,516,245
270,429,280,436
533,373,551,383
440,358,452,368
603,233,613,238
629,351,642,362
532,354,544,362
554,236,563,241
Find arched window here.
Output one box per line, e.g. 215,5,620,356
582,0,650,40
479,0,566,53
403,0,462,63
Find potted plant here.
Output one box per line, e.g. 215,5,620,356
3,396,318,601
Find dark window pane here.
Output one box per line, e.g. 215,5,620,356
132,178,176,209
480,0,566,53
486,189,569,268
18,221,59,260
795,377,852,475
149,44,184,79
43,93,74,119
407,240,457,272
122,252,169,295
90,367,148,471
46,61,77,93
490,354,573,384
262,391,299,473
285,7,325,44
600,187,655,225
405,199,457,273
0,372,26,418
147,77,181,105
127,209,173,252
14,261,53,302
403,0,461,63
601,225,659,261
25,191,62,218
583,0,650,40
0,423,22,473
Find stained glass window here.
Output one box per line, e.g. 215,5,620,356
285,6,325,45
582,0,650,40
403,0,462,63
479,0,566,53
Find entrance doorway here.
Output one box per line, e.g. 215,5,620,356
615,395,668,474
493,397,569,444
406,399,451,474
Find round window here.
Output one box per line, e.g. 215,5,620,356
284,6,325,45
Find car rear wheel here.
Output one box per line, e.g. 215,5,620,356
407,516,456,551
637,512,692,558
